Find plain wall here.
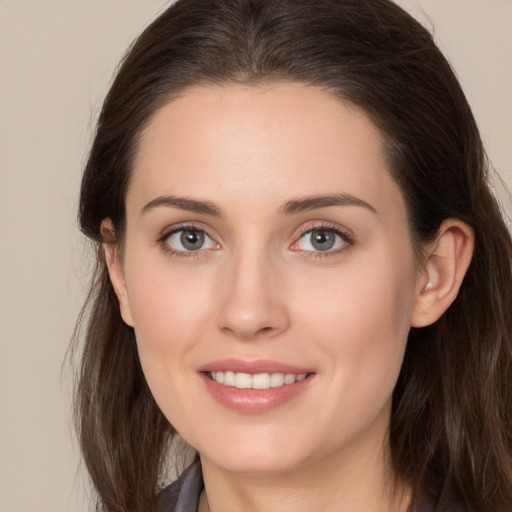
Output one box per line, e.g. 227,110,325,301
0,1,510,511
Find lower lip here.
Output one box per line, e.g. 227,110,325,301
200,373,313,413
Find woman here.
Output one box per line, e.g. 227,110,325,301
74,0,512,511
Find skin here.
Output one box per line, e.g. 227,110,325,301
103,84,474,512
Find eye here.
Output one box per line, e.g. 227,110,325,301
163,228,219,252
294,227,351,253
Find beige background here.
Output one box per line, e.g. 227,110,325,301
0,1,510,511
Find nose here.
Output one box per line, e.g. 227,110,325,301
216,249,290,341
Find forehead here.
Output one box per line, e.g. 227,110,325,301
129,83,403,218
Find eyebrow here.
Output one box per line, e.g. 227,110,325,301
279,194,378,215
141,193,377,217
141,195,223,217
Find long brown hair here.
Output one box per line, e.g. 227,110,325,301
74,0,512,510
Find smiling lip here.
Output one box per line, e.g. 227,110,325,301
198,359,314,413
198,358,313,375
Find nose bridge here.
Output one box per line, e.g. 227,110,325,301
216,241,288,340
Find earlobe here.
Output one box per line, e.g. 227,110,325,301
411,219,474,328
100,219,134,327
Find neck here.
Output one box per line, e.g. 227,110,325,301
199,437,411,512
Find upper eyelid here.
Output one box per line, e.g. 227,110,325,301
158,225,219,256
159,222,217,241
295,221,354,239
291,222,355,253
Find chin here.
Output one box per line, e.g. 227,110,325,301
203,452,304,476
196,430,323,476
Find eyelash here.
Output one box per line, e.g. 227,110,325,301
292,222,354,259
158,223,219,259
157,222,354,259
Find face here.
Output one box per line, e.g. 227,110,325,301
109,84,425,476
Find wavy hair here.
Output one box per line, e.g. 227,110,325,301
73,0,512,510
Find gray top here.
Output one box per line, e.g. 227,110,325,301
158,462,204,512
157,461,466,512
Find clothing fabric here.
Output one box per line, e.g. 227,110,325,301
157,460,466,512
158,462,204,512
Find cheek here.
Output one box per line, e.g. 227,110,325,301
125,274,216,437
122,253,216,396
125,245,213,337
294,252,416,403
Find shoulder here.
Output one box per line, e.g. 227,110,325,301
157,460,203,512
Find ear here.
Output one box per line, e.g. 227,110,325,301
100,218,134,327
411,219,474,328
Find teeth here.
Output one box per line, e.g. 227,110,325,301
270,373,284,387
210,371,308,389
234,372,252,389
252,373,270,389
284,374,296,385
224,371,235,386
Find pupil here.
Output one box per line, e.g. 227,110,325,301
181,230,204,251
311,230,335,251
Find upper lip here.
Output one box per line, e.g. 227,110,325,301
198,358,313,375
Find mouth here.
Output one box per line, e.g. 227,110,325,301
207,371,309,389
199,359,314,413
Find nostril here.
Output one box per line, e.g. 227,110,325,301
216,286,290,340
220,324,278,341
